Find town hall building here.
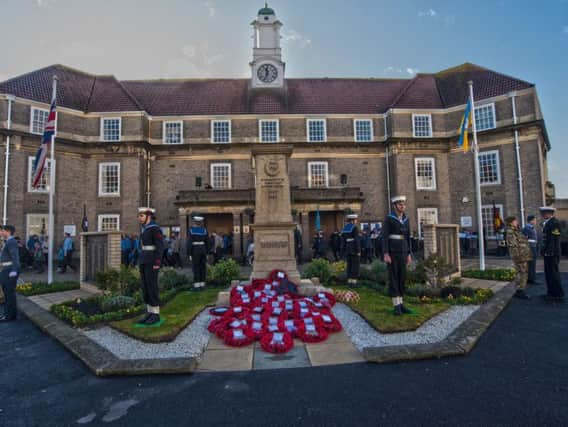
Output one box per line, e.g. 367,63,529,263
0,5,554,259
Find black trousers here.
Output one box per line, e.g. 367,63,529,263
544,256,564,298
1,271,18,319
62,251,74,272
388,253,407,297
139,264,160,307
192,247,207,282
528,245,537,283
346,254,360,279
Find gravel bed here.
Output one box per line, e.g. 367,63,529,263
332,303,480,352
82,310,213,360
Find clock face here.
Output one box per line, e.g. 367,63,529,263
257,64,278,83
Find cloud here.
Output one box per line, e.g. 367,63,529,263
418,9,437,17
58,41,107,60
281,29,312,48
165,42,226,77
35,0,57,7
204,1,216,17
384,66,419,76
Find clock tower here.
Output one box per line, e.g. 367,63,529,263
250,3,285,89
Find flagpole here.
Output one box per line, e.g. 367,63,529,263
468,80,485,271
47,75,58,284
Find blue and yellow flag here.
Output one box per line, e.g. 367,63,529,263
457,100,472,152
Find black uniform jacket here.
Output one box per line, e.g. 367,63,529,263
382,213,411,255
139,222,164,266
341,223,360,256
541,217,562,257
188,226,210,256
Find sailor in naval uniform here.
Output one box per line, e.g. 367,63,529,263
137,207,165,325
382,196,412,315
0,225,20,322
341,213,361,288
188,216,210,289
539,206,565,302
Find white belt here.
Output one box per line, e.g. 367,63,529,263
192,242,205,245
528,240,537,243
141,245,156,250
346,238,354,242
1,261,13,267
389,235,405,240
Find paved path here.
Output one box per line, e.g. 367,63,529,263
1,273,566,426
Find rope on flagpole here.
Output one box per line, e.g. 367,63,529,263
468,81,485,271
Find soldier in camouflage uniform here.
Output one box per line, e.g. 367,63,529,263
505,216,531,299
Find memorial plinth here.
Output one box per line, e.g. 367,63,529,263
250,145,301,283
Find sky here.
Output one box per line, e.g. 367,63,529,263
1,0,567,196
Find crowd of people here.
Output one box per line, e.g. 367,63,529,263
120,230,234,269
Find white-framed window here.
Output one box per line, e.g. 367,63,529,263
481,204,503,239
98,214,120,232
26,214,49,241
27,156,54,193
475,103,496,131
101,117,121,142
211,120,231,143
210,163,231,189
308,161,329,188
354,119,373,142
417,208,439,239
259,119,279,143
98,162,120,196
30,107,50,135
163,121,183,144
307,119,326,142
414,157,437,190
412,114,432,137
479,150,501,185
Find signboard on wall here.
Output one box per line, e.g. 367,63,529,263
243,225,250,234
233,225,240,234
460,216,473,228
64,225,76,236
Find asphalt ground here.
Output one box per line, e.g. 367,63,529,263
0,273,566,427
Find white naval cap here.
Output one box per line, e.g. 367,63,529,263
192,215,205,222
391,195,407,203
346,214,358,220
138,207,156,214
539,206,556,212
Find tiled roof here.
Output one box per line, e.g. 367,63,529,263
0,63,534,115
434,63,533,108
391,74,444,109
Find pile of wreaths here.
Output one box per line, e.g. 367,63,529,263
208,270,342,354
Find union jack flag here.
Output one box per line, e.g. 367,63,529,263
31,98,56,188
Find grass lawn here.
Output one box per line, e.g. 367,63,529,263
111,288,219,343
332,286,450,334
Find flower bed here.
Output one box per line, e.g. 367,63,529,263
51,285,191,327
16,281,80,297
462,268,516,282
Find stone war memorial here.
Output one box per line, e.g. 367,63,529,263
2,3,552,381
250,145,301,283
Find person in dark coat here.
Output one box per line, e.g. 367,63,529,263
188,216,210,289
521,215,538,284
341,214,361,287
330,230,341,261
312,230,327,259
539,206,565,302
137,207,165,325
0,225,20,322
294,225,303,264
382,195,412,315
